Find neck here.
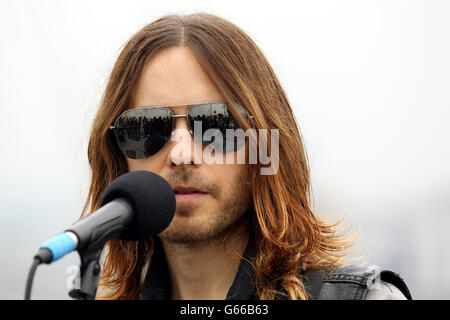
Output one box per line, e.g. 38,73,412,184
160,227,250,300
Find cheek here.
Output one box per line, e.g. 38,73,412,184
214,163,250,194
126,154,166,173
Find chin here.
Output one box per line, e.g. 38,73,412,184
158,214,226,244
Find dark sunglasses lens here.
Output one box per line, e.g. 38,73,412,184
112,108,173,159
188,103,244,152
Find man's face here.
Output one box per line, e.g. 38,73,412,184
127,46,251,243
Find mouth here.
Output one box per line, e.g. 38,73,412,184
173,186,208,201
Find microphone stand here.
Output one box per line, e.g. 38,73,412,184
68,247,103,300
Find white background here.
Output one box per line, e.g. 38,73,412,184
1,0,449,299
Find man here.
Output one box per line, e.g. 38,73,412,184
82,13,411,300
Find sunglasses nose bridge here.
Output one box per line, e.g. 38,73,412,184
172,114,192,134
171,114,196,142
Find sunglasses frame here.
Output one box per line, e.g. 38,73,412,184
109,102,242,134
109,102,252,158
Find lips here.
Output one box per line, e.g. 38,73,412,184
173,186,207,194
173,186,208,201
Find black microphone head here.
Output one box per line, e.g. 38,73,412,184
99,170,176,241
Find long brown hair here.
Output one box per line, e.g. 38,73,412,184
82,12,355,300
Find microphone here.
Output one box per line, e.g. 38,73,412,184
34,170,176,264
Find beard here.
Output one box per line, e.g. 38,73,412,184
157,167,251,244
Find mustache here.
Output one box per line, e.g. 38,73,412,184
164,168,220,198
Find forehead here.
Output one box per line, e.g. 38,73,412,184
132,46,224,108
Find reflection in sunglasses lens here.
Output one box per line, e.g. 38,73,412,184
188,103,239,152
114,108,173,159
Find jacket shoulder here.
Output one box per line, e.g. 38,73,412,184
303,264,412,300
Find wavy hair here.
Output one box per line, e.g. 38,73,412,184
82,12,355,300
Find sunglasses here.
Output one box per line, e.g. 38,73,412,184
109,102,250,159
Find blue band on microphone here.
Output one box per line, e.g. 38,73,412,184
41,232,77,262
